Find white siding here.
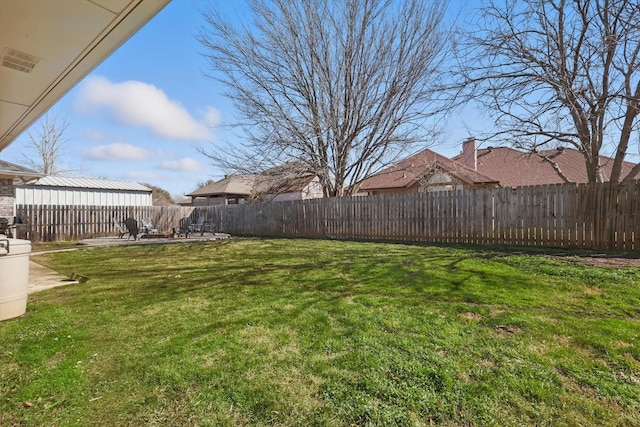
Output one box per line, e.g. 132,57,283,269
15,187,152,206
268,177,324,202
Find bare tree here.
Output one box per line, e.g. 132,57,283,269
23,113,70,176
198,0,450,196
454,0,640,183
141,183,176,206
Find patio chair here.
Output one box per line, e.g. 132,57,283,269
177,217,192,238
124,217,143,240
190,216,215,236
190,216,205,235
142,217,158,234
113,217,127,239
0,217,9,237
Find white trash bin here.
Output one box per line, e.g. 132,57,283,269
0,237,31,321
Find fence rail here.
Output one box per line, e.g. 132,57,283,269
14,205,196,242
197,181,640,251
14,181,640,250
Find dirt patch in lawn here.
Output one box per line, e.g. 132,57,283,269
549,253,640,268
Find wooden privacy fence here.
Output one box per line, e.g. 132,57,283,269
197,180,640,251
15,205,196,242
13,180,640,249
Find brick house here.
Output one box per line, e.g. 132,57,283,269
452,139,640,187
359,138,640,195
0,160,42,217
186,173,324,206
358,146,500,195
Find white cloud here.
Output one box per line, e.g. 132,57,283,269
84,143,151,161
200,106,221,128
80,129,106,141
155,149,175,158
160,157,204,172
77,76,213,141
123,171,162,180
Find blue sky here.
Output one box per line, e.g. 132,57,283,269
1,0,482,198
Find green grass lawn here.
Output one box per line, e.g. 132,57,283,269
1,238,639,426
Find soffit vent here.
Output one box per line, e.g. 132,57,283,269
1,47,40,74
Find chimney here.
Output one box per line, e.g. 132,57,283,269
461,138,477,170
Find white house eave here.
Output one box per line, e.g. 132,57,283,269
0,0,171,152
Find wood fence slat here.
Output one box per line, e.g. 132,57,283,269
624,182,634,250
635,181,640,250
565,184,572,247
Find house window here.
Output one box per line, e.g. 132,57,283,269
225,196,248,205
419,171,461,192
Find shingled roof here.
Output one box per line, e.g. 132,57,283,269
187,173,320,199
359,148,499,191
452,146,640,187
187,175,257,197
0,159,42,180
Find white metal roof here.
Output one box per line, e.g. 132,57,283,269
26,176,152,192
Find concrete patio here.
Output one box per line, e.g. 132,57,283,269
77,233,230,247
29,260,79,293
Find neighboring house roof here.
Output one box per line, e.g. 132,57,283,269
0,159,42,180
258,162,319,193
187,172,320,199
359,148,499,191
187,175,256,197
267,174,318,193
453,146,640,187
24,176,151,192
